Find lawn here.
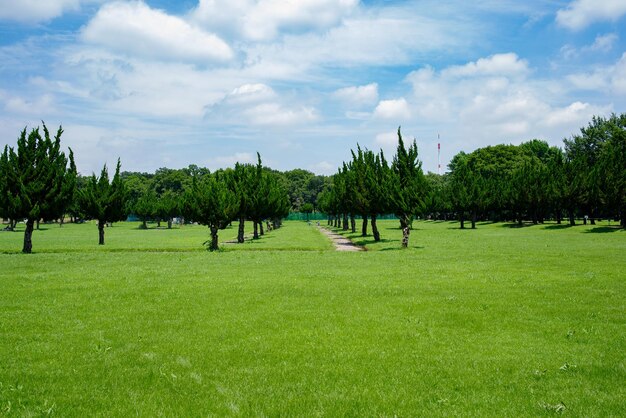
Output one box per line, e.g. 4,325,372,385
0,220,624,416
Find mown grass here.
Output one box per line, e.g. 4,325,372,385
0,220,624,416
0,220,332,253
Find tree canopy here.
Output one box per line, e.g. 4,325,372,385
0,124,76,253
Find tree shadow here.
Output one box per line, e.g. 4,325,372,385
584,226,624,233
499,222,535,228
379,246,424,251
543,224,573,230
352,238,393,246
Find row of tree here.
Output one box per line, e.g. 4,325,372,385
433,114,625,228
0,124,289,253
318,128,425,247
316,114,625,242
2,114,623,251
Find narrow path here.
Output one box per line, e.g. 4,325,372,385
317,226,364,252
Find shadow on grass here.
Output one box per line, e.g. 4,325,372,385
584,226,624,233
247,235,276,243
498,222,543,228
543,224,573,230
379,245,425,251
352,238,393,246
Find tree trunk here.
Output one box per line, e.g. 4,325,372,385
238,217,245,243
253,221,259,239
471,209,477,229
36,219,40,230
60,217,64,227
98,221,105,245
350,215,356,233
342,213,348,231
260,222,264,236
371,215,380,242
167,218,172,229
556,209,562,224
400,217,410,248
22,219,35,253
590,208,596,225
568,209,575,226
459,212,465,229
157,219,161,228
209,226,219,251
141,220,147,229
266,220,272,232
361,215,368,237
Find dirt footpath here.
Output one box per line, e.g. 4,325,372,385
316,226,364,252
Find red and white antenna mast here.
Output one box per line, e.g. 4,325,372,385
437,133,441,175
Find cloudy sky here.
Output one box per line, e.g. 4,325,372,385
1,0,625,175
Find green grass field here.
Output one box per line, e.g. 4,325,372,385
0,220,624,416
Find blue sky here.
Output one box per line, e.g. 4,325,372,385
1,0,625,175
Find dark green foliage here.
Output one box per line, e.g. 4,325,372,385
300,203,314,221
227,161,257,243
78,159,126,245
282,168,322,211
133,190,157,229
183,172,238,251
595,114,626,227
423,173,451,220
0,124,76,252
156,190,180,229
390,127,426,247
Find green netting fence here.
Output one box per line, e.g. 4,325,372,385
285,212,398,221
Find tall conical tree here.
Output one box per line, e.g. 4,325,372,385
78,159,126,245
183,172,238,251
390,127,425,248
0,124,76,253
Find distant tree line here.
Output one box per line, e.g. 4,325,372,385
427,114,626,229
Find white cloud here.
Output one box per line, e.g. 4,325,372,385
224,83,277,105
242,8,475,78
0,0,81,23
443,53,529,78
559,33,618,61
207,83,319,127
192,0,358,41
81,2,233,63
243,103,318,126
3,93,56,115
374,131,398,147
333,83,378,106
567,52,626,94
587,33,619,52
404,52,616,150
374,98,411,120
556,0,626,30
310,160,334,175
207,152,255,170
543,102,597,127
